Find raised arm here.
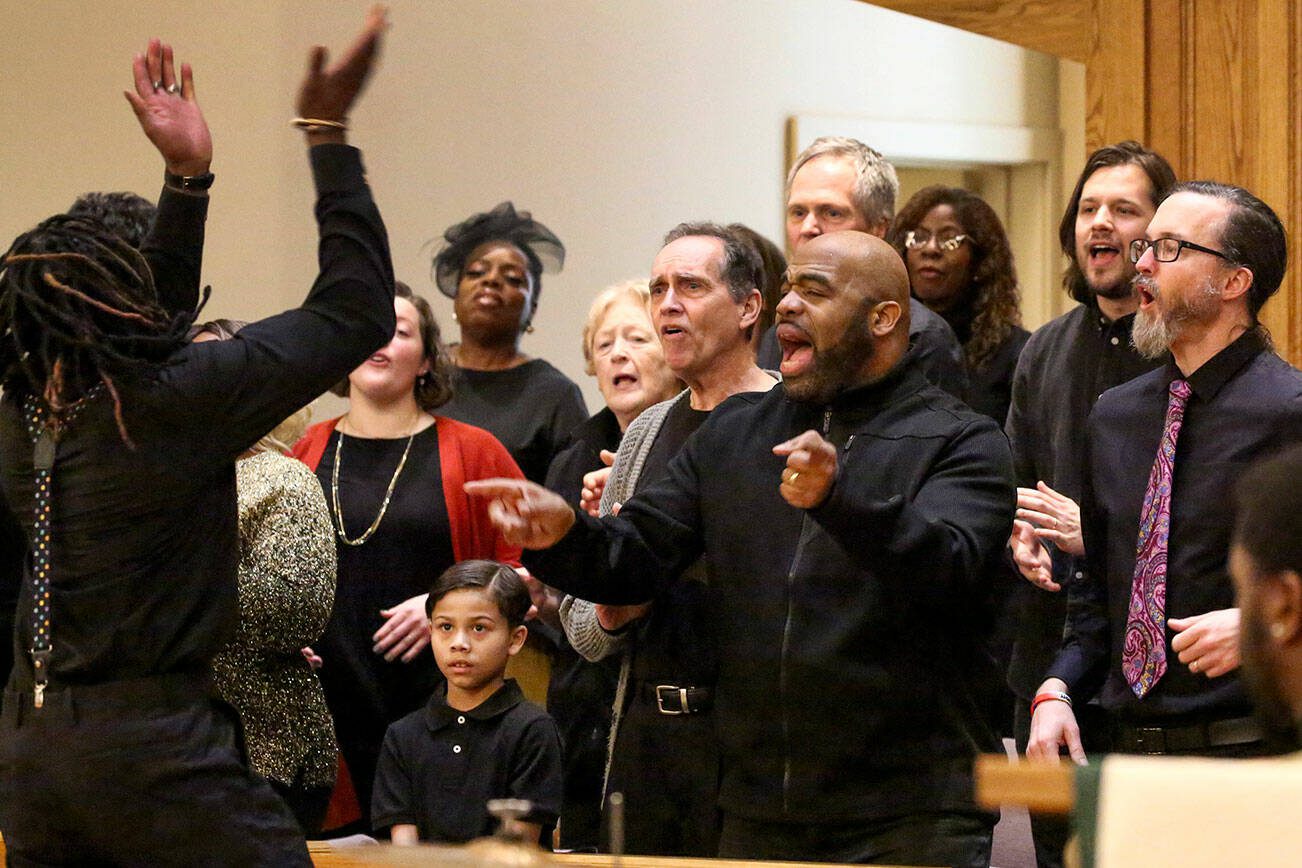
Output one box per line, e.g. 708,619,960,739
124,38,214,316
163,8,395,458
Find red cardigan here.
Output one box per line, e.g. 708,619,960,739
292,415,524,567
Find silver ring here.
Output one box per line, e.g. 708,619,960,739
152,79,163,92
166,83,181,95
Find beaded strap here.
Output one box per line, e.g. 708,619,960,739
21,387,99,708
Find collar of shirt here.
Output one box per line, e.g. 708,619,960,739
423,678,525,732
1168,327,1268,401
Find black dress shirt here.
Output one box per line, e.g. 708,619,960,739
1048,329,1302,722
0,145,394,691
1003,302,1162,697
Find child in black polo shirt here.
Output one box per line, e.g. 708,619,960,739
371,560,563,846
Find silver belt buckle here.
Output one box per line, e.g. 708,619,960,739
655,685,687,715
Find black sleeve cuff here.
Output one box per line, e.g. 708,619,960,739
310,144,367,196
150,186,209,249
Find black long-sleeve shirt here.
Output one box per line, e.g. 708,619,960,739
1003,302,1162,698
1047,329,1302,722
0,145,394,691
526,361,1014,823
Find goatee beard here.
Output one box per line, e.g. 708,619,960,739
1131,306,1171,359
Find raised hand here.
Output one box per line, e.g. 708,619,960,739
773,430,837,509
1016,481,1084,557
464,478,576,549
297,4,388,126
123,39,212,177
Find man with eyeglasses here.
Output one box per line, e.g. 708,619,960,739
1028,180,1302,769
757,136,969,399
1004,141,1174,867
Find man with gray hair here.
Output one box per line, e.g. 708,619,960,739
757,135,968,399
559,222,777,856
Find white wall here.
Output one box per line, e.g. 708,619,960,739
1,0,1066,411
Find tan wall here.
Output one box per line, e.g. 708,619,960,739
2,0,1065,411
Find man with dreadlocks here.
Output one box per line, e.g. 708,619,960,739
0,8,392,865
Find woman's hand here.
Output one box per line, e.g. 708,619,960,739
296,4,388,144
374,593,430,663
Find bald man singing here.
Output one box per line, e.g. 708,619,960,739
469,232,1015,866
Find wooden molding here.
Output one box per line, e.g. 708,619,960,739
865,1,1091,63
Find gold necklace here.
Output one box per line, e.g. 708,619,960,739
330,422,417,546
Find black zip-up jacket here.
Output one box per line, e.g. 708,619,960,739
526,360,1015,823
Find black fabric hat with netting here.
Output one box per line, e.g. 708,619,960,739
430,201,565,301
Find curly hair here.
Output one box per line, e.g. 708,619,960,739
888,186,1022,371
0,214,202,444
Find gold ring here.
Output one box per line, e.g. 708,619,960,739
788,471,800,485
1190,660,1199,673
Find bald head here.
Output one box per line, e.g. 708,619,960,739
796,230,909,303
776,231,911,402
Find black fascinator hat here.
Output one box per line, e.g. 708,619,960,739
430,202,565,304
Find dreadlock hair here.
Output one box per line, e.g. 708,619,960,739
0,213,204,444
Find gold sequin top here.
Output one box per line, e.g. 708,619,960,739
213,450,338,789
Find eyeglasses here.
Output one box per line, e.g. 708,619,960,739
1129,237,1232,264
903,230,968,252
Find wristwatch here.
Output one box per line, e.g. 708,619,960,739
164,169,215,192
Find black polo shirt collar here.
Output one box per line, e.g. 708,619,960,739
423,679,525,733
1166,327,1267,401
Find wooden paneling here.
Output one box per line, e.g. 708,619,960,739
867,1,1091,63
867,0,1302,364
1086,0,1148,147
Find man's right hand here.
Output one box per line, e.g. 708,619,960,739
1025,678,1087,765
124,39,212,177
465,478,576,549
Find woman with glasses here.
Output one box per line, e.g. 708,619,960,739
889,186,1030,424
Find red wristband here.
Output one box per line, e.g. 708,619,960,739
1030,691,1072,717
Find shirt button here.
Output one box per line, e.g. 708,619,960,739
1110,336,1119,345
453,745,462,754
457,716,466,724
1075,571,1084,579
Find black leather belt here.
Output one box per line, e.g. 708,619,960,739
640,683,713,715
1114,715,1262,755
